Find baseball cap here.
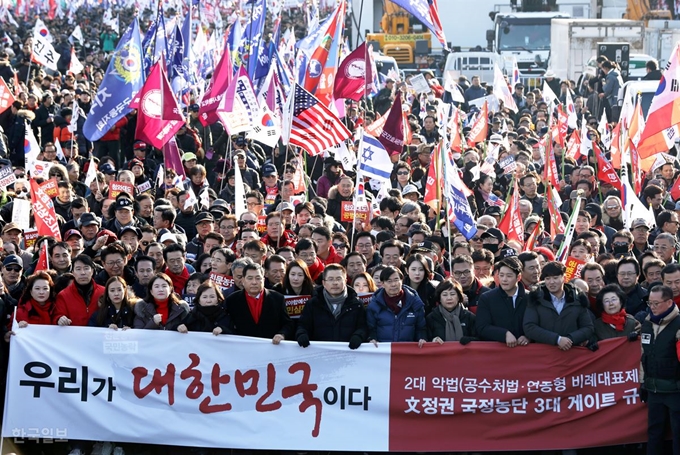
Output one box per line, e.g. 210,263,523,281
119,226,142,239
96,229,118,244
631,218,650,230
65,229,83,240
484,206,502,216
78,213,101,227
1,222,21,234
211,199,229,211
402,184,419,196
195,212,215,225
412,240,436,253
182,152,197,162
2,254,23,268
517,126,530,135
276,202,294,213
262,163,277,176
160,232,177,244
386,77,395,83
128,158,144,170
114,197,134,211
481,227,505,243
189,103,200,112
133,141,148,151
235,136,248,146
99,163,116,175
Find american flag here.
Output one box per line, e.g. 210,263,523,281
289,84,351,156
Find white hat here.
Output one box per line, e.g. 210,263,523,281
159,232,177,244
543,70,556,78
402,184,420,196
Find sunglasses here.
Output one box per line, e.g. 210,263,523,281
397,171,410,176
333,243,347,249
242,220,257,225
5,266,21,273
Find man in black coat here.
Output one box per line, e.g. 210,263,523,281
476,257,530,347
643,60,662,81
296,264,368,349
224,263,293,342
32,93,58,146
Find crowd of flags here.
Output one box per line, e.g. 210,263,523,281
8,0,680,260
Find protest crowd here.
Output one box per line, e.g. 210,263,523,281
0,0,679,453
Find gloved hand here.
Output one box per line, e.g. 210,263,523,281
297,334,310,348
348,335,363,350
460,336,473,346
640,386,648,403
587,340,599,352
628,331,640,342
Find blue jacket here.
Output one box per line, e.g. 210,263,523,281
367,286,427,342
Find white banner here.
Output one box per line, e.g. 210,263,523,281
3,326,391,450
11,198,31,231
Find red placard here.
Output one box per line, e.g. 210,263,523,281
23,229,39,249
389,338,646,451
340,201,369,222
109,181,135,199
30,179,61,241
564,256,586,282
285,295,311,319
39,178,58,198
256,215,267,234
357,293,372,307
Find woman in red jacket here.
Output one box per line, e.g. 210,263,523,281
53,255,106,326
13,271,55,327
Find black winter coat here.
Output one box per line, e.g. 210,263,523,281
180,305,231,333
224,289,294,340
523,283,594,346
88,303,136,328
476,285,528,342
426,306,477,341
296,286,368,342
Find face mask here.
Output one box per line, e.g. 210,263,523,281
484,244,499,253
427,95,435,102
465,161,477,171
612,244,629,255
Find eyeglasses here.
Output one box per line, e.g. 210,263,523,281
333,243,347,249
617,272,637,277
452,270,472,277
105,260,124,267
4,266,21,273
648,299,670,307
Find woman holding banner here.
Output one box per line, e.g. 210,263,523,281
134,273,189,331
89,276,137,330
594,284,639,340
427,279,477,344
11,271,55,329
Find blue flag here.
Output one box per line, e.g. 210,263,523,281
83,18,144,142
142,6,169,75
358,134,392,182
238,0,266,80
389,0,447,47
444,158,478,240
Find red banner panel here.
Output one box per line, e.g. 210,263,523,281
389,338,646,451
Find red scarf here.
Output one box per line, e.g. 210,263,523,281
26,299,53,325
384,290,405,315
307,257,325,282
601,309,627,331
155,298,169,325
245,291,264,324
165,266,190,295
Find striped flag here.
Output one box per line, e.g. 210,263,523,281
289,84,351,156
358,133,392,183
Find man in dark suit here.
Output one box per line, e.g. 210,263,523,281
224,263,293,343
476,257,530,347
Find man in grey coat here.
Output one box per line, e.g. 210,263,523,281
523,261,594,350
600,60,623,109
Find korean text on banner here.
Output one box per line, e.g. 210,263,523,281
4,326,391,451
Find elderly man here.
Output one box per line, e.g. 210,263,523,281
654,233,678,265
296,264,368,349
224,263,293,343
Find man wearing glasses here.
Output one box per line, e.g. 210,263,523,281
451,255,490,313
639,284,680,454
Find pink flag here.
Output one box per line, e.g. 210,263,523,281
135,61,185,150
163,137,186,179
377,91,404,156
333,42,368,101
199,46,233,126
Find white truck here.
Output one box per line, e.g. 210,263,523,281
549,18,645,82
487,11,570,78
644,20,680,69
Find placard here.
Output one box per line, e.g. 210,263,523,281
11,198,31,231
0,166,16,188
340,201,370,222
109,181,135,199
136,180,152,194
23,229,38,249
209,272,234,292
285,295,311,319
39,178,58,198
409,74,430,94
564,256,586,282
30,160,53,179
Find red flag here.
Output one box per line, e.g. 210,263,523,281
523,220,541,252
198,44,233,126
289,84,351,156
565,129,581,161
466,101,488,147
449,108,462,152
378,91,405,156
544,128,560,191
594,143,622,192
555,105,568,147
30,179,61,241
134,62,184,150
423,142,442,212
0,77,16,114
333,42,368,101
163,137,187,179
546,185,566,238
610,122,622,169
34,241,49,272
497,179,523,245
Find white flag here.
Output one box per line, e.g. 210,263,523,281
68,100,79,133
493,64,517,112
579,119,592,158
234,159,247,218
34,19,53,43
565,89,578,129
542,79,558,110
623,177,655,229
333,141,356,171
357,133,393,183
31,31,60,72
156,165,165,188
24,121,41,172
598,110,611,149
54,139,65,161
199,188,210,210
69,48,84,75
84,156,97,187
184,188,198,209
70,25,83,44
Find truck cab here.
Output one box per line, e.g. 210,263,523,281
487,12,569,77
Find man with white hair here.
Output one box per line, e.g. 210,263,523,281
478,215,497,229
